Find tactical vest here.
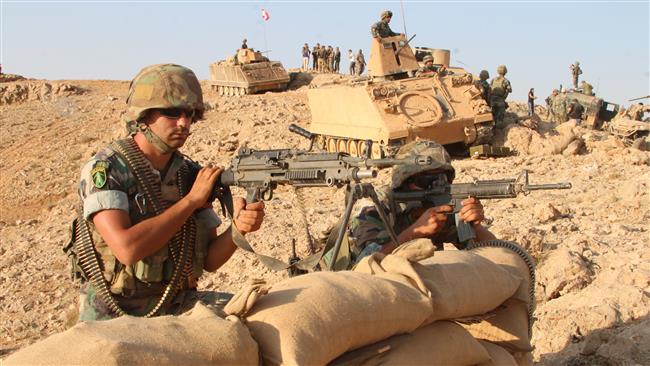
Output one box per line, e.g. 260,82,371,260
490,77,508,98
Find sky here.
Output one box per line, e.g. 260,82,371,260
1,0,649,106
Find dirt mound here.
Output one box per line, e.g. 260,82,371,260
0,78,648,365
0,74,26,83
0,81,87,105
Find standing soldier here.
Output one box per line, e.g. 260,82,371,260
527,88,537,116
570,61,582,89
327,46,334,73
490,65,512,127
348,49,356,75
301,43,311,72
553,89,569,123
317,46,326,73
356,49,366,76
241,39,248,49
371,10,402,39
312,44,320,71
546,89,559,121
474,70,490,105
333,47,341,73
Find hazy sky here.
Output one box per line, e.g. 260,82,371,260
2,1,648,105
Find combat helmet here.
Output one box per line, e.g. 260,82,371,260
391,140,455,189
380,10,393,20
479,70,490,81
423,54,434,64
497,64,508,75
123,63,204,134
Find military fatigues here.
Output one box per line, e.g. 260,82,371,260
77,144,225,320
371,20,399,38
490,76,512,126
551,94,568,123
571,65,582,88
415,65,437,77
476,79,490,104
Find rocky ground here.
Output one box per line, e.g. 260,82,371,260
0,74,648,364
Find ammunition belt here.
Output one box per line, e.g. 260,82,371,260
466,240,536,338
73,138,196,318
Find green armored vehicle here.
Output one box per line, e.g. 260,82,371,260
565,91,619,129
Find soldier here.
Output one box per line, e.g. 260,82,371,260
317,46,326,73
355,49,366,76
312,44,319,71
348,49,356,75
546,89,559,121
570,61,582,88
69,64,265,321
333,47,341,73
553,90,569,123
580,80,594,96
527,88,536,116
324,140,495,268
241,39,248,49
415,54,437,77
489,65,512,127
567,99,585,124
326,46,334,73
371,10,403,39
474,70,490,105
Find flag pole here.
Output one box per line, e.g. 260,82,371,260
261,8,269,56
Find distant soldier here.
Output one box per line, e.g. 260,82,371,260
489,64,512,127
317,45,325,72
241,39,248,49
567,100,585,124
546,89,559,120
327,46,334,73
580,80,594,96
415,55,437,77
301,43,311,72
356,49,366,76
371,10,402,39
348,49,356,75
312,44,320,70
333,47,341,73
527,88,537,116
570,61,582,88
474,70,490,105
553,90,569,123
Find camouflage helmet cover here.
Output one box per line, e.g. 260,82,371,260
122,63,204,133
391,140,455,189
479,69,490,80
381,10,393,19
423,54,434,63
497,64,508,75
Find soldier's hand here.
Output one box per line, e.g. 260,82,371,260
459,197,485,227
233,197,265,235
411,205,453,237
186,166,222,209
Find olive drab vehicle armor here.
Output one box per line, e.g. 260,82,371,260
565,91,619,129
307,35,494,158
209,48,290,97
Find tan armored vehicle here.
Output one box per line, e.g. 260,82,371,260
307,35,493,157
209,48,290,96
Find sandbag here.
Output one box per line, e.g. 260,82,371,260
4,303,258,366
330,321,491,366
462,298,533,352
245,271,433,366
390,238,436,263
477,340,518,366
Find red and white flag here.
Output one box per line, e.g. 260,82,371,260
261,8,270,21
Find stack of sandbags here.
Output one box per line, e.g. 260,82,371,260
3,302,259,366
230,271,433,365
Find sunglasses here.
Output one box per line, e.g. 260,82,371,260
404,173,448,190
155,108,198,121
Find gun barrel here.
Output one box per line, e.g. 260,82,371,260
288,123,314,140
525,183,572,190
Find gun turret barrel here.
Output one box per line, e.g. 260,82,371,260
289,124,314,140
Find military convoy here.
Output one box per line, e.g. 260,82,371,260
209,48,290,97
306,35,494,158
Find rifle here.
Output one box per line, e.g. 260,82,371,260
198,124,434,272
394,33,416,55
389,170,571,246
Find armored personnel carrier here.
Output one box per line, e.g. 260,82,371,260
209,48,290,97
307,35,494,157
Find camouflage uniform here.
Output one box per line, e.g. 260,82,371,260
490,65,512,127
474,70,490,105
325,141,458,267
571,62,582,88
74,64,231,321
371,19,399,39
552,93,568,123
415,55,436,77
580,81,593,96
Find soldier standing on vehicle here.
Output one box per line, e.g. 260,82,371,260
68,64,265,321
241,39,248,49
302,43,311,72
371,10,403,39
348,49,356,75
474,70,490,105
356,49,366,76
490,65,512,127
333,47,341,73
570,61,582,88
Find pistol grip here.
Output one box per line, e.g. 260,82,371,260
453,200,476,244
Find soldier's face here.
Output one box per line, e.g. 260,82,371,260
146,109,193,149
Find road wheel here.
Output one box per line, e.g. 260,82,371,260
348,140,359,157
326,138,337,153
337,139,348,153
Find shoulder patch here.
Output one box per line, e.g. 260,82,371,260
91,161,110,189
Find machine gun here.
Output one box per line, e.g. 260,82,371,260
389,170,572,246
195,124,434,272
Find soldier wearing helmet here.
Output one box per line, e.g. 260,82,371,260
570,61,582,88
371,10,403,39
325,140,495,268
474,69,491,104
415,54,437,77
490,65,513,127
72,64,265,321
